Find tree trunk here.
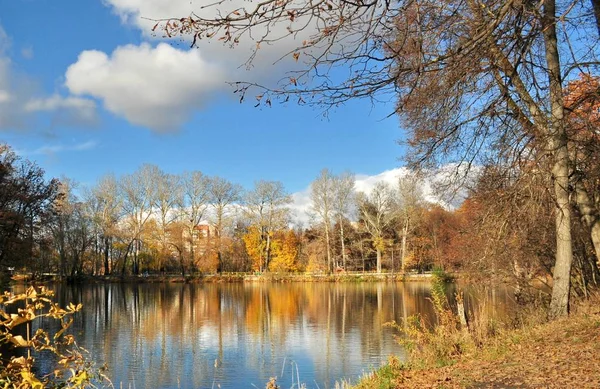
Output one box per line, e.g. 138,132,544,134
339,216,347,270
591,0,600,36
401,218,409,273
324,222,332,272
360,239,365,272
180,250,186,278
103,236,110,275
376,248,382,274
132,239,140,275
543,0,574,319
121,240,133,276
216,213,223,274
574,181,600,265
265,231,271,271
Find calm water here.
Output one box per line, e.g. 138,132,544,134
28,282,512,388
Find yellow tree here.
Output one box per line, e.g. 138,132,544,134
269,230,300,272
243,226,267,272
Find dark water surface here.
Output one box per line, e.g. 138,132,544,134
28,282,512,388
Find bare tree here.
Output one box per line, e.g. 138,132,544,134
180,171,211,270
332,172,355,270
357,181,397,274
310,169,335,272
52,178,94,277
398,172,424,273
119,165,155,275
51,178,76,277
147,165,182,273
86,174,121,275
208,176,243,273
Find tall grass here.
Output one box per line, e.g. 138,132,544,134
386,270,475,367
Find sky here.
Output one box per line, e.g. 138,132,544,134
0,0,411,212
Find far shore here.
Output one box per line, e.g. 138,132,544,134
13,271,441,284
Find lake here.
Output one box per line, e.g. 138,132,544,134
27,281,513,388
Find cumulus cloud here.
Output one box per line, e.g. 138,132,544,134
103,0,195,31
65,43,227,131
65,0,316,132
103,0,317,66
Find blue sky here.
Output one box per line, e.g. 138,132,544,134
0,0,405,195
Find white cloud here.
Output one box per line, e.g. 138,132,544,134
68,0,317,132
289,167,470,226
65,43,227,132
289,190,313,228
103,0,195,31
0,89,10,103
25,95,96,121
20,140,99,156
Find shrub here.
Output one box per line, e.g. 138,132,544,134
386,271,474,367
0,286,110,388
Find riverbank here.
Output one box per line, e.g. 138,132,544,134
352,301,600,388
17,271,438,284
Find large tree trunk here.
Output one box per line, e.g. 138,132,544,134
543,0,574,319
591,0,600,36
574,181,600,265
376,248,382,274
401,218,409,273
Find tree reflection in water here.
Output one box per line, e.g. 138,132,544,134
27,282,513,388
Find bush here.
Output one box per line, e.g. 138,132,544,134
0,286,109,388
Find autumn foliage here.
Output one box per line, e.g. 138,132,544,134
243,228,300,272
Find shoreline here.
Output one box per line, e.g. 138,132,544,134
15,271,439,284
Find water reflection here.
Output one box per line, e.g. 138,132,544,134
29,282,512,388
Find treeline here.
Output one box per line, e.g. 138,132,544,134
0,144,467,278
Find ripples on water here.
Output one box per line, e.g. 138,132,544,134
27,282,513,388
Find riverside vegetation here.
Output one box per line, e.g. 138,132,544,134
351,271,600,388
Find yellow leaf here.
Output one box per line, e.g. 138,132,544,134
10,335,30,347
70,370,89,387
20,370,44,389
